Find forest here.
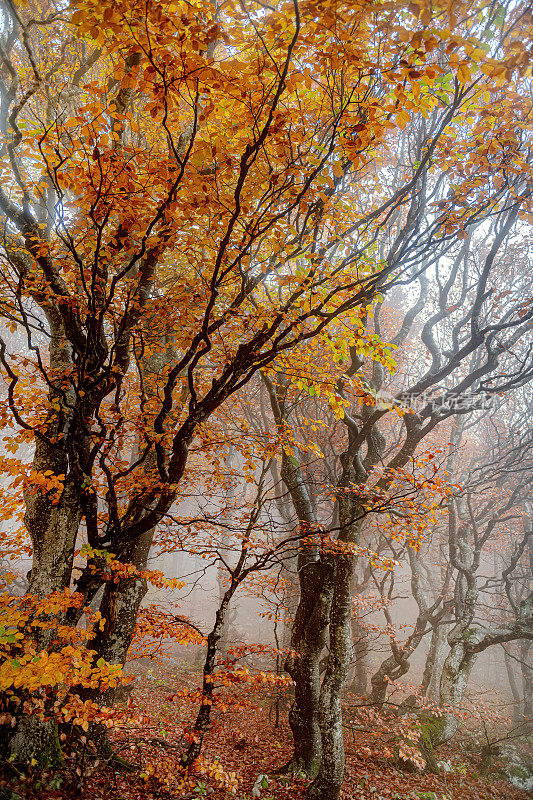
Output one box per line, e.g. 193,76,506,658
0,0,532,799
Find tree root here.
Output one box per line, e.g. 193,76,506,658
87,722,137,772
107,752,137,773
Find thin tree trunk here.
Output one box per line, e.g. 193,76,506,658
369,552,437,709
180,485,265,767
520,640,532,723
421,622,450,703
503,647,523,725
349,613,369,696
180,581,235,766
216,445,236,659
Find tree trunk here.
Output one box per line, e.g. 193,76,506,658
283,559,335,777
262,373,333,777
307,552,355,800
180,509,261,768
438,625,478,740
520,640,532,723
421,622,450,703
69,529,154,762
180,584,235,767
22,324,83,612
349,613,369,696
216,445,236,659
504,647,523,725
9,717,63,769
306,494,363,800
10,329,83,765
370,652,410,707
88,342,182,710
24,472,82,601
90,528,154,705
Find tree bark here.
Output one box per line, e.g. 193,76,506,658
23,324,83,608
438,627,477,739
262,373,334,777
503,646,523,725
283,559,335,777
90,528,154,704
10,325,84,765
307,552,356,800
421,622,450,703
349,613,369,696
306,485,364,800
520,639,532,723
370,651,411,707
180,581,235,767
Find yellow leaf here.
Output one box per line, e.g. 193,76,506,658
396,110,410,129
457,63,471,84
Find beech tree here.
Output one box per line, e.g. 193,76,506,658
436,398,533,739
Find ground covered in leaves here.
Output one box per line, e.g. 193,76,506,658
1,663,530,800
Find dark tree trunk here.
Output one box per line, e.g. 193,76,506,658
370,652,410,707
10,329,84,766
262,373,334,777
86,343,181,716
283,559,335,777
180,586,234,767
89,528,153,707
307,552,355,800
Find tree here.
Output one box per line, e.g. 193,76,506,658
436,397,533,739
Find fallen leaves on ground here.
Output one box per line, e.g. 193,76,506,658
0,663,529,800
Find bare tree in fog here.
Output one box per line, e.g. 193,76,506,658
436,395,533,738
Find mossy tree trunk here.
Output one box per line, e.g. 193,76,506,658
306,442,366,800
10,321,84,766
421,622,450,703
284,559,335,777
307,546,359,800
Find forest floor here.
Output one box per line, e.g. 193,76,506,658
1,661,530,800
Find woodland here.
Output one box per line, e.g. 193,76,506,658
0,0,532,799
